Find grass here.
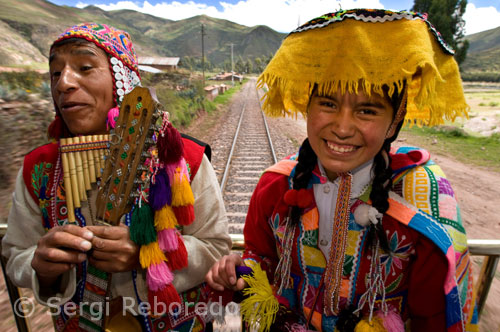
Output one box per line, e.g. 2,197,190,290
400,125,500,172
212,81,245,105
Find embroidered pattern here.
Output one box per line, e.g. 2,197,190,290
380,232,413,278
31,162,52,228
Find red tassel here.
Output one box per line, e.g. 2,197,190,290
166,235,188,270
47,115,64,139
172,205,195,226
296,189,313,208
148,284,181,308
284,189,298,206
157,123,184,164
283,189,312,208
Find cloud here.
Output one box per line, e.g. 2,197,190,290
84,0,385,32
463,3,500,35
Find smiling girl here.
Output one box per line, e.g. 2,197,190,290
205,9,476,332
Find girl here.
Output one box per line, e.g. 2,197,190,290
205,9,476,332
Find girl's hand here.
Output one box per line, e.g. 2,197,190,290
84,224,139,273
205,253,248,291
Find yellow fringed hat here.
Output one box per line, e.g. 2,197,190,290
257,9,469,126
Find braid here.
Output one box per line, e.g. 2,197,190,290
290,138,317,224
367,84,406,253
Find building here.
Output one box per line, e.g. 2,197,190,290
138,57,181,72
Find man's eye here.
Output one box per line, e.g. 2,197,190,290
81,65,93,71
51,71,61,78
359,109,377,115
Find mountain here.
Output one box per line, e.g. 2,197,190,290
0,0,286,69
462,26,500,73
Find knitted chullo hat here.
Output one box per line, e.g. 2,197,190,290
258,9,469,126
48,23,141,138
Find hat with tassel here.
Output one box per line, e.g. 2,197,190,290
48,22,141,139
258,8,469,127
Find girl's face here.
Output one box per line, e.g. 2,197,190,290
50,41,115,136
307,88,397,181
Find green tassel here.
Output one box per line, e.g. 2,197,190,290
130,204,157,245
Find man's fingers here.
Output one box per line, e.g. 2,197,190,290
85,225,125,240
40,231,92,254
37,246,87,264
59,224,94,241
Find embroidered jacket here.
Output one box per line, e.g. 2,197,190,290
4,136,230,332
242,146,477,332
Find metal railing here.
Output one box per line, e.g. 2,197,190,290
0,225,498,331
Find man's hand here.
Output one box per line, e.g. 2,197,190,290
84,224,139,273
32,224,93,288
205,253,248,291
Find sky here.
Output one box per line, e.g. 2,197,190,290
48,0,500,35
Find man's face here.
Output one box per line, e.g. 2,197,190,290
50,41,114,135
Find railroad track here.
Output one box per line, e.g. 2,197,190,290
218,79,277,234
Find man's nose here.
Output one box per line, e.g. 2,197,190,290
56,67,79,93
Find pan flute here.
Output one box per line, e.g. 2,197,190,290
59,87,161,226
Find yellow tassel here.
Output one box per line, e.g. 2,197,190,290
240,264,280,332
154,205,178,231
172,172,195,206
139,242,166,268
354,316,387,332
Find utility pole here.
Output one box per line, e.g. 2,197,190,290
230,43,234,86
201,24,206,87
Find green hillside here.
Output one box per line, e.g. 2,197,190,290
0,0,285,69
462,26,500,78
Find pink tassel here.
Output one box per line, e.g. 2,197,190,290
106,107,120,130
158,228,179,252
146,261,174,291
376,309,405,332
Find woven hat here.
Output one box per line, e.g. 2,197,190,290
258,9,469,126
48,23,142,138
51,22,141,105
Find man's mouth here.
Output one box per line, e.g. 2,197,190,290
60,102,87,111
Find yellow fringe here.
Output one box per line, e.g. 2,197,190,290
154,205,178,231
139,242,166,268
354,317,387,332
257,18,469,126
172,171,195,206
240,264,280,332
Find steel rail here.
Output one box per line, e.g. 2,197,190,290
219,101,246,192
257,89,277,164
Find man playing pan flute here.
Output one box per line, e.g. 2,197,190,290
2,23,231,331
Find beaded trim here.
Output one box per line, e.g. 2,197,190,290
290,9,455,55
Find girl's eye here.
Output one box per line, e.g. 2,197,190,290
319,100,336,108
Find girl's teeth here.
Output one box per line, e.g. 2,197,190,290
327,142,355,153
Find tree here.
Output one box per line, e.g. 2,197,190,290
412,0,469,67
245,59,253,74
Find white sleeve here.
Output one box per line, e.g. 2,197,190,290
172,154,231,292
1,167,76,306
